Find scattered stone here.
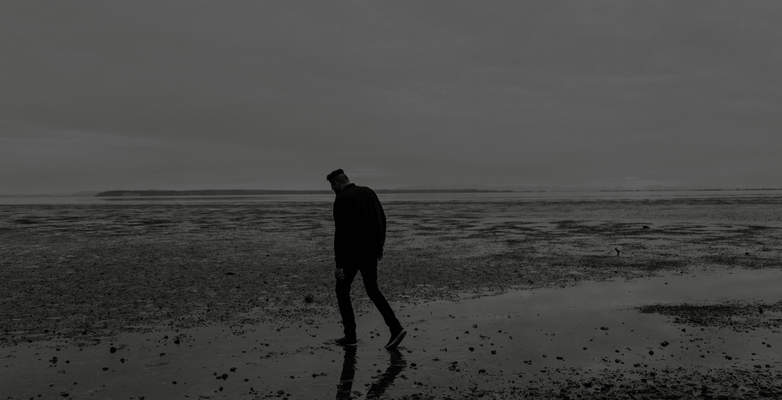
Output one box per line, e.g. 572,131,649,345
3,197,782,399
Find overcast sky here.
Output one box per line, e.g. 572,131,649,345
1,2,780,194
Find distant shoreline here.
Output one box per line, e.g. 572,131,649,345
2,188,780,198
94,189,514,197
93,188,782,197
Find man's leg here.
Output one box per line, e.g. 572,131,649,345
335,267,360,341
359,259,402,333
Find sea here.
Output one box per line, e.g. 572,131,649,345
1,189,781,205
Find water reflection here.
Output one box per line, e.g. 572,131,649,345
336,347,357,399
336,347,407,399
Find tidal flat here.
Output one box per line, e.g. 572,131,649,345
1,194,781,399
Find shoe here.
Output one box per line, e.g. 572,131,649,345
384,328,407,349
333,337,357,346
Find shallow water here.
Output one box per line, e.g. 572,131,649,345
3,267,780,399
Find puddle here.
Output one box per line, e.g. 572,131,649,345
2,268,781,399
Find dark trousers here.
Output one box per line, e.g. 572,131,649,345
335,258,401,339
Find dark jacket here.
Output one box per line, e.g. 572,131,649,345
333,184,386,265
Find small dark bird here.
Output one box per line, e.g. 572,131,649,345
642,226,650,229
304,294,314,303
615,248,621,256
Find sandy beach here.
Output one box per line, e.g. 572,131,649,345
1,194,781,399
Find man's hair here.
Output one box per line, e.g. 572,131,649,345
326,169,349,183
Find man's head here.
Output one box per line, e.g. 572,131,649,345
326,169,351,194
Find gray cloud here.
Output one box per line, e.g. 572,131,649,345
2,1,781,193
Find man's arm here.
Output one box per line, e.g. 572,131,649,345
375,191,386,260
333,198,346,265
333,198,346,278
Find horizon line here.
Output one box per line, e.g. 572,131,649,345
3,187,782,198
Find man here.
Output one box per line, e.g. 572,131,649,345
327,169,406,349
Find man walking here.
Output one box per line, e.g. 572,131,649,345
327,169,406,349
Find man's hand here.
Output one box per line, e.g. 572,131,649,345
334,267,345,280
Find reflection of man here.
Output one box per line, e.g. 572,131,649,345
336,346,407,400
327,169,406,349
367,349,406,399
336,346,356,399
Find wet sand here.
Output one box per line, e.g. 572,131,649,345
1,195,781,399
